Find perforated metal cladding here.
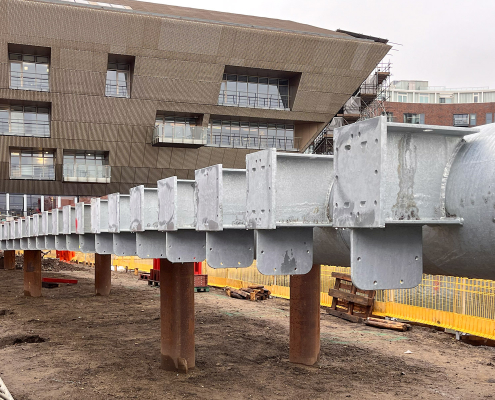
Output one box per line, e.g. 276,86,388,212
0,0,389,196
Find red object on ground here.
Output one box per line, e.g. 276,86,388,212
194,274,208,288
194,262,202,275
56,251,75,262
42,277,78,285
153,259,160,271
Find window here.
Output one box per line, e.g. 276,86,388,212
439,97,445,104
403,113,424,124
419,94,429,103
473,93,480,103
470,114,477,126
208,120,294,150
59,0,132,9
386,112,394,122
26,195,42,215
155,116,199,139
106,63,130,98
9,53,49,92
486,113,493,124
10,149,55,180
218,74,290,110
63,150,110,182
398,93,408,102
0,105,50,137
453,114,469,127
9,194,24,217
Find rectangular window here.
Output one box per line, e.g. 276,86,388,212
470,114,477,126
439,98,446,104
63,150,110,183
419,94,429,103
208,120,294,150
106,62,130,98
218,73,290,110
9,53,49,92
10,149,55,180
473,93,480,103
386,112,394,122
403,113,424,124
486,113,493,124
453,114,469,127
0,104,50,137
398,93,408,102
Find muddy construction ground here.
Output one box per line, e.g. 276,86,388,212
0,263,494,399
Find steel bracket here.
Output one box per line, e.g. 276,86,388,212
136,231,167,259
113,232,137,256
95,232,113,254
166,230,206,263
206,230,254,268
158,177,196,231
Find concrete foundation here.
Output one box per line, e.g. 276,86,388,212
95,253,111,296
289,264,321,366
23,250,42,297
160,259,195,372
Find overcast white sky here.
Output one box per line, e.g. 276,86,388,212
142,0,495,89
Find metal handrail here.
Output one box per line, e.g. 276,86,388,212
105,80,129,98
153,125,208,144
218,90,290,110
10,71,49,91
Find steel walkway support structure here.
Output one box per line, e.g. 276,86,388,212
3,250,15,270
95,253,111,296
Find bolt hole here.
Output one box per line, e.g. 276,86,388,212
238,262,241,265
261,250,264,254
400,280,404,285
357,257,361,261
335,203,338,207
294,268,297,271
248,247,252,251
306,250,310,254
220,262,223,265
374,170,378,174
373,280,377,285
274,268,277,271
415,256,419,261
375,138,378,144
374,200,377,206
209,248,212,251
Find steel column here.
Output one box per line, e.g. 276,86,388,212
4,250,15,270
290,264,320,366
23,250,42,297
160,259,195,372
95,253,111,296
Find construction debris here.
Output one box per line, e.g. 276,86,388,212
365,317,411,332
225,286,271,301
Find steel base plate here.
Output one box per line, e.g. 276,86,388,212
256,227,313,275
350,225,423,290
206,230,254,268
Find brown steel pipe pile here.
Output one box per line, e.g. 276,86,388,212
289,264,321,366
95,253,112,296
23,250,42,297
160,259,195,372
3,250,15,270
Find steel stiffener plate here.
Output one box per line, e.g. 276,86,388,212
195,165,223,231
35,236,45,250
113,232,137,256
333,117,386,228
55,235,67,250
44,236,55,250
256,227,313,275
206,230,254,268
158,177,177,231
66,234,80,251
246,149,276,229
350,225,423,290
79,234,95,253
20,238,29,250
13,239,20,250
95,233,113,254
166,230,206,263
136,231,167,259
28,237,37,250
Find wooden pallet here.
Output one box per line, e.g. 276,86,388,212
327,272,375,323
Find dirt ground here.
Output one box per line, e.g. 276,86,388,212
0,263,494,400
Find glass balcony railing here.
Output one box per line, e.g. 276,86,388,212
153,125,208,146
105,80,129,98
218,91,289,110
10,165,55,180
207,134,296,151
0,120,50,137
10,71,49,92
63,164,111,183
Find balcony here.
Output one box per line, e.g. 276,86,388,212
153,125,208,147
207,134,296,151
63,164,111,183
10,71,49,92
218,91,289,111
0,120,50,137
11,165,55,180
105,80,129,98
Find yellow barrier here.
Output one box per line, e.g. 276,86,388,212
65,253,495,340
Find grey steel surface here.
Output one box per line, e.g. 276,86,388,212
222,168,247,228
350,225,423,290
166,230,206,263
130,186,159,232
206,230,254,268
76,203,92,234
333,117,385,228
256,227,313,275
195,165,223,231
79,234,96,253
108,193,132,233
42,211,52,236
44,235,56,250
313,227,351,266
63,205,76,235
91,198,109,234
55,235,67,250
66,234,80,251
36,236,46,250
136,231,167,258
158,177,196,231
95,232,113,254
33,214,40,236
113,232,137,256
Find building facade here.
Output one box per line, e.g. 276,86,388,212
386,80,495,127
0,0,389,216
